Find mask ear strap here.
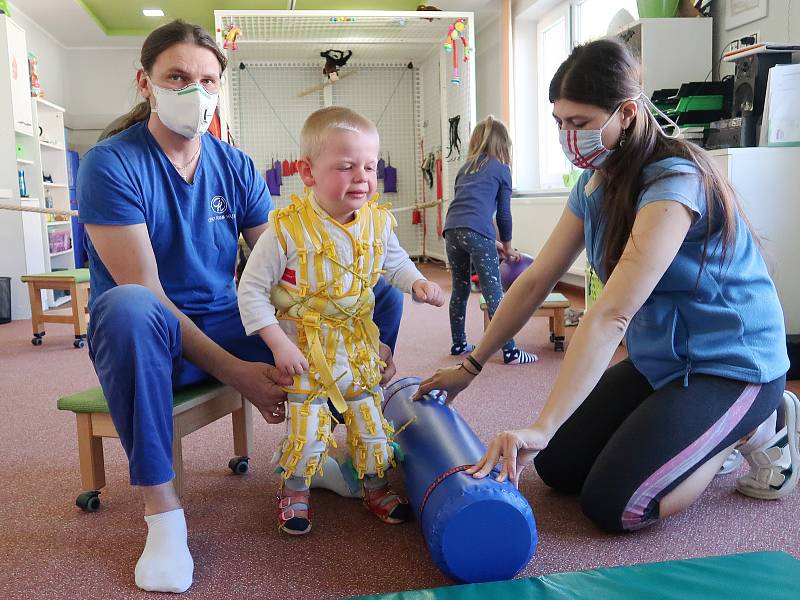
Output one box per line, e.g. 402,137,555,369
638,92,681,139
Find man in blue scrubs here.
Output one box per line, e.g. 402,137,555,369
78,20,403,593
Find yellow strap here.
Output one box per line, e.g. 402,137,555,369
296,200,328,286
268,209,288,255
307,333,348,414
284,203,310,296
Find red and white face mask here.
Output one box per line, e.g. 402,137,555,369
558,93,679,170
558,102,624,170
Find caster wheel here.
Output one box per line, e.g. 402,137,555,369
229,456,249,475
73,339,85,349
76,491,101,512
554,340,565,352
32,337,43,346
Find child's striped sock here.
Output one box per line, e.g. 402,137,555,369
503,348,538,365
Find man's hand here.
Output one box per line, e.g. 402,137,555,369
412,279,445,307
378,342,397,386
229,360,292,423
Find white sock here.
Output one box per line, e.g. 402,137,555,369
739,411,778,455
134,508,194,593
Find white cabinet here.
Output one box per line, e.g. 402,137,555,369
4,16,32,135
710,147,800,335
510,196,587,288
615,18,713,97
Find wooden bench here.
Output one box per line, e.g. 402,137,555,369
21,268,90,348
481,292,571,351
57,382,253,511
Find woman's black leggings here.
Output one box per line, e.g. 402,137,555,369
444,228,515,352
534,359,785,532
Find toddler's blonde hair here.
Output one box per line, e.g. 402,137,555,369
300,106,378,159
465,115,512,173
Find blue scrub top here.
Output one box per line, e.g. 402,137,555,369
569,157,788,388
78,120,270,317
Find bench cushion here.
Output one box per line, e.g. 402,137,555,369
479,292,569,308
58,381,224,413
24,268,90,283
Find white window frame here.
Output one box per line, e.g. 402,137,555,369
536,1,572,190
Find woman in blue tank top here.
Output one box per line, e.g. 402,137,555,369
418,38,798,533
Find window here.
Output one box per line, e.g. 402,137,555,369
532,0,640,190
536,3,571,189
574,0,639,44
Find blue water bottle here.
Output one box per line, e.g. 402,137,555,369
18,169,27,197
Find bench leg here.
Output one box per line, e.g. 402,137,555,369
553,308,566,351
72,282,89,337
76,413,106,491
232,397,253,457
26,282,45,338
172,422,184,498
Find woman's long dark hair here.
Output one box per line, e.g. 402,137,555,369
549,38,742,279
100,20,226,141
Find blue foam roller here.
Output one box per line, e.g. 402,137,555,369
383,377,537,583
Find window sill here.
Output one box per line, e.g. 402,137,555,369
512,188,571,198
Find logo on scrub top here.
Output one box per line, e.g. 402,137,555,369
210,196,228,214
208,195,234,223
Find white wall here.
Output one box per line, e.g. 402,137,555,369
475,15,503,120
712,0,800,79
63,48,142,154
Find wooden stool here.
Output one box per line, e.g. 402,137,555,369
21,268,90,348
481,292,571,351
57,382,253,511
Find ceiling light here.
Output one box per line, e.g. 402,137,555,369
142,9,165,17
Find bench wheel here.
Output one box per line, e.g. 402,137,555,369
76,491,101,512
73,339,85,348
554,338,565,352
32,332,45,346
229,456,249,475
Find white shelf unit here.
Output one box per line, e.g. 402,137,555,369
0,15,74,319
35,97,75,309
215,10,477,262
614,18,712,97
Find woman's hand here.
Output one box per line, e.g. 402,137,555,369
412,364,476,403
229,360,293,424
466,426,551,488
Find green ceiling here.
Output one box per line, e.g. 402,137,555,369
77,1,424,37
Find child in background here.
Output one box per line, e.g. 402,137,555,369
443,115,538,365
238,106,444,535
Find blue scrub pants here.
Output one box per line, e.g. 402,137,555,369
87,277,404,486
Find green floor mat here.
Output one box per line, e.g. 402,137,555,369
352,552,800,599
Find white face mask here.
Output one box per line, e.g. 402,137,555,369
558,92,680,170
149,79,218,140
